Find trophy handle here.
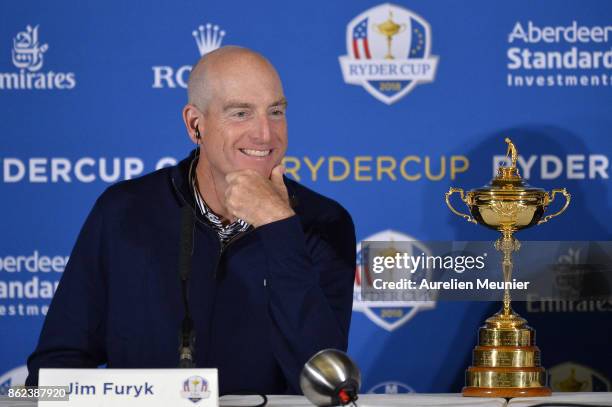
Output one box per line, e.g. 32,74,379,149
445,188,477,224
538,188,571,225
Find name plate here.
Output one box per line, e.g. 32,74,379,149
39,368,218,406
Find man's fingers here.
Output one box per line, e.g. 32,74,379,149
225,171,243,184
222,165,294,227
224,188,241,222
270,164,286,189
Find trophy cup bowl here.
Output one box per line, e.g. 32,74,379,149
445,139,570,398
446,168,570,233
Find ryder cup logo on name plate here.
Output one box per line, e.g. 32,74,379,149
339,3,438,104
180,375,211,403
354,230,436,332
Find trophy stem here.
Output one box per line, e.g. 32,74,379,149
495,230,519,316
385,36,393,59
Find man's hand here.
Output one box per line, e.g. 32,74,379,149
225,165,295,228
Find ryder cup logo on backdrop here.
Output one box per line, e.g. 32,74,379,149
0,365,28,393
368,381,415,394
152,22,226,89
180,376,211,403
549,362,611,392
0,25,76,90
354,230,436,331
339,3,438,104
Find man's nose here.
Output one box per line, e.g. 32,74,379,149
252,114,272,144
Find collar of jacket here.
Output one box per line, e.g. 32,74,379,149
170,149,299,217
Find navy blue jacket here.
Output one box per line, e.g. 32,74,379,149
26,153,356,394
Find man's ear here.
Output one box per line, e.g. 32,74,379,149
182,104,203,144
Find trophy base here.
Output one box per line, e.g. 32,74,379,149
463,386,552,398
462,309,552,399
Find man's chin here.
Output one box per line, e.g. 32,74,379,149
232,163,275,178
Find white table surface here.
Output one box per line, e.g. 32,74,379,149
508,392,612,406
0,392,610,406
219,394,506,407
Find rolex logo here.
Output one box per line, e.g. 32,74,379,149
192,23,226,56
152,22,229,89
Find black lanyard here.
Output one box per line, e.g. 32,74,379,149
178,205,196,368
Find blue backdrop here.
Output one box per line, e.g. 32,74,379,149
1,0,611,394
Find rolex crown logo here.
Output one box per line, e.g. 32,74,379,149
193,23,226,56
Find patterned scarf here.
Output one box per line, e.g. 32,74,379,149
190,164,251,246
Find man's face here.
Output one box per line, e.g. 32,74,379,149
199,58,287,179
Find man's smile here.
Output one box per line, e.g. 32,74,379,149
239,148,272,158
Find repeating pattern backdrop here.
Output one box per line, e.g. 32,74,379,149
1,0,611,394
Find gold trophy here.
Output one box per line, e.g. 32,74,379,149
445,138,571,397
374,11,406,59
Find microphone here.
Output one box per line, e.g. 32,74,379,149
300,349,361,406
179,317,196,368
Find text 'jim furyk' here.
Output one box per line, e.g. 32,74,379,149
68,382,154,398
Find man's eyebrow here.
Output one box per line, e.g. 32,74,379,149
269,98,288,108
222,101,254,111
222,98,288,111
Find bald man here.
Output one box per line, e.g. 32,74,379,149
26,47,356,396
